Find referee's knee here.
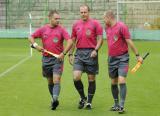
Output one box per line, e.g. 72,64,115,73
118,76,126,84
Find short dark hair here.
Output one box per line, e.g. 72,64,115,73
104,10,115,19
80,4,90,12
48,10,59,17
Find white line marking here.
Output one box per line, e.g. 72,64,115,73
0,56,31,78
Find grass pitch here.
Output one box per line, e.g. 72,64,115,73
0,39,159,116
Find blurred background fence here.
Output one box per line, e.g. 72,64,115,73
0,0,159,40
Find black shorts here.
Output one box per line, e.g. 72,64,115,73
108,53,129,78
73,48,99,75
42,56,63,78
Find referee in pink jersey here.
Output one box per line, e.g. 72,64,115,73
69,4,103,110
103,10,143,113
28,10,73,110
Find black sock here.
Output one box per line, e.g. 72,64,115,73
119,83,127,107
88,81,96,104
111,84,119,106
74,80,86,99
48,84,54,97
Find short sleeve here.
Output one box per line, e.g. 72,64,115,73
31,27,43,38
62,28,70,40
95,20,103,36
71,22,77,39
121,24,131,40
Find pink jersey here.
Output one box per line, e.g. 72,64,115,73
72,19,103,48
105,21,131,56
31,24,70,56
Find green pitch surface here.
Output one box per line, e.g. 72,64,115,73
0,39,159,116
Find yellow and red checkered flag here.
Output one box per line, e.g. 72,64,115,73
131,52,149,73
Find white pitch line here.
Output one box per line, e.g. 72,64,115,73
0,56,31,78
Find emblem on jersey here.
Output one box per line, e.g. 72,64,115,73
86,29,91,37
113,35,118,42
53,37,58,43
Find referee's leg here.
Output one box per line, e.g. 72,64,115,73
73,70,86,109
118,76,127,113
86,74,96,109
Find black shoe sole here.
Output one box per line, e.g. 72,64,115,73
51,101,59,110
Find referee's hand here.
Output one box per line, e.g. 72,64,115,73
90,50,97,58
68,54,74,65
136,55,143,63
57,53,65,61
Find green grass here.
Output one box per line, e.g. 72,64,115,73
0,39,160,116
